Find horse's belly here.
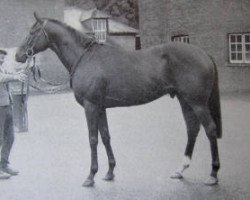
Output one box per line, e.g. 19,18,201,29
104,86,167,108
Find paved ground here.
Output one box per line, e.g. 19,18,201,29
1,92,250,200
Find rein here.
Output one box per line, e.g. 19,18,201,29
69,40,96,77
23,20,97,93
24,56,70,94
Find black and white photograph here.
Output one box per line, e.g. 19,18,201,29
0,0,250,199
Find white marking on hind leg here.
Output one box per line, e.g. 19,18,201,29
171,156,191,179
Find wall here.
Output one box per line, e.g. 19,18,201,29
138,0,250,92
138,0,168,48
109,35,136,51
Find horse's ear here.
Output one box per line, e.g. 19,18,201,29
34,12,43,24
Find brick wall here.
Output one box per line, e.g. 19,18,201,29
138,0,250,92
138,0,168,47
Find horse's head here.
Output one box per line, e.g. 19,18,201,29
16,12,51,63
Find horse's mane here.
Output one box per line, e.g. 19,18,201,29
45,18,122,50
47,18,95,47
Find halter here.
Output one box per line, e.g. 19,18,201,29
25,20,50,58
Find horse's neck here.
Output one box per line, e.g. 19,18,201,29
48,26,90,73
50,42,81,73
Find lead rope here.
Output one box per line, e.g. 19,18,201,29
29,41,96,94
22,53,69,94
21,54,33,103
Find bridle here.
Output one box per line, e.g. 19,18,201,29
25,20,50,59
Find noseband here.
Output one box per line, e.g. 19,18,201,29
25,20,50,58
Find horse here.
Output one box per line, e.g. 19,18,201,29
15,13,222,187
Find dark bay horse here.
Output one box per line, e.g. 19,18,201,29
15,13,222,187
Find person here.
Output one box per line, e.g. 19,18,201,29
0,49,27,179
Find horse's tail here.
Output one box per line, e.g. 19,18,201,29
208,56,222,139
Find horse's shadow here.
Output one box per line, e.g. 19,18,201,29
175,178,248,200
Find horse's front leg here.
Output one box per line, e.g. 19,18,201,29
82,100,100,187
98,109,116,181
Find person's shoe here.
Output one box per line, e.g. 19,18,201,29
1,166,19,176
0,170,11,179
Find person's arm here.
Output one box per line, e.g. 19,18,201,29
0,71,27,83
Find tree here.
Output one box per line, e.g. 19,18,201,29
64,0,139,28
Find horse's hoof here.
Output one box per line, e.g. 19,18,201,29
103,173,115,181
170,172,183,179
204,176,218,186
82,179,95,187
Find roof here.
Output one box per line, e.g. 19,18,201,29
80,9,109,21
108,19,138,34
79,9,138,34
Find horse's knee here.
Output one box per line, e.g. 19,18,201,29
90,137,98,146
101,135,110,145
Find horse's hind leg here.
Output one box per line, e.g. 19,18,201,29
191,104,220,185
171,96,200,179
82,101,100,187
98,109,116,181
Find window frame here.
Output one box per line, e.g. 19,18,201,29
171,35,190,43
229,33,250,64
91,18,108,44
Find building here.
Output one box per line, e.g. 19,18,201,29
138,0,250,92
64,7,139,51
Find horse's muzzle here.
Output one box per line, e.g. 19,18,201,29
15,52,27,63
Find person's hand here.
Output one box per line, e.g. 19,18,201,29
13,71,27,82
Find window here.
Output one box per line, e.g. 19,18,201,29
92,18,107,43
135,35,141,50
172,35,190,43
229,33,250,63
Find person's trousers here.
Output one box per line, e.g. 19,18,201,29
0,105,14,167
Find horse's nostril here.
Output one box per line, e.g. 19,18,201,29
15,53,26,63
26,48,34,57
